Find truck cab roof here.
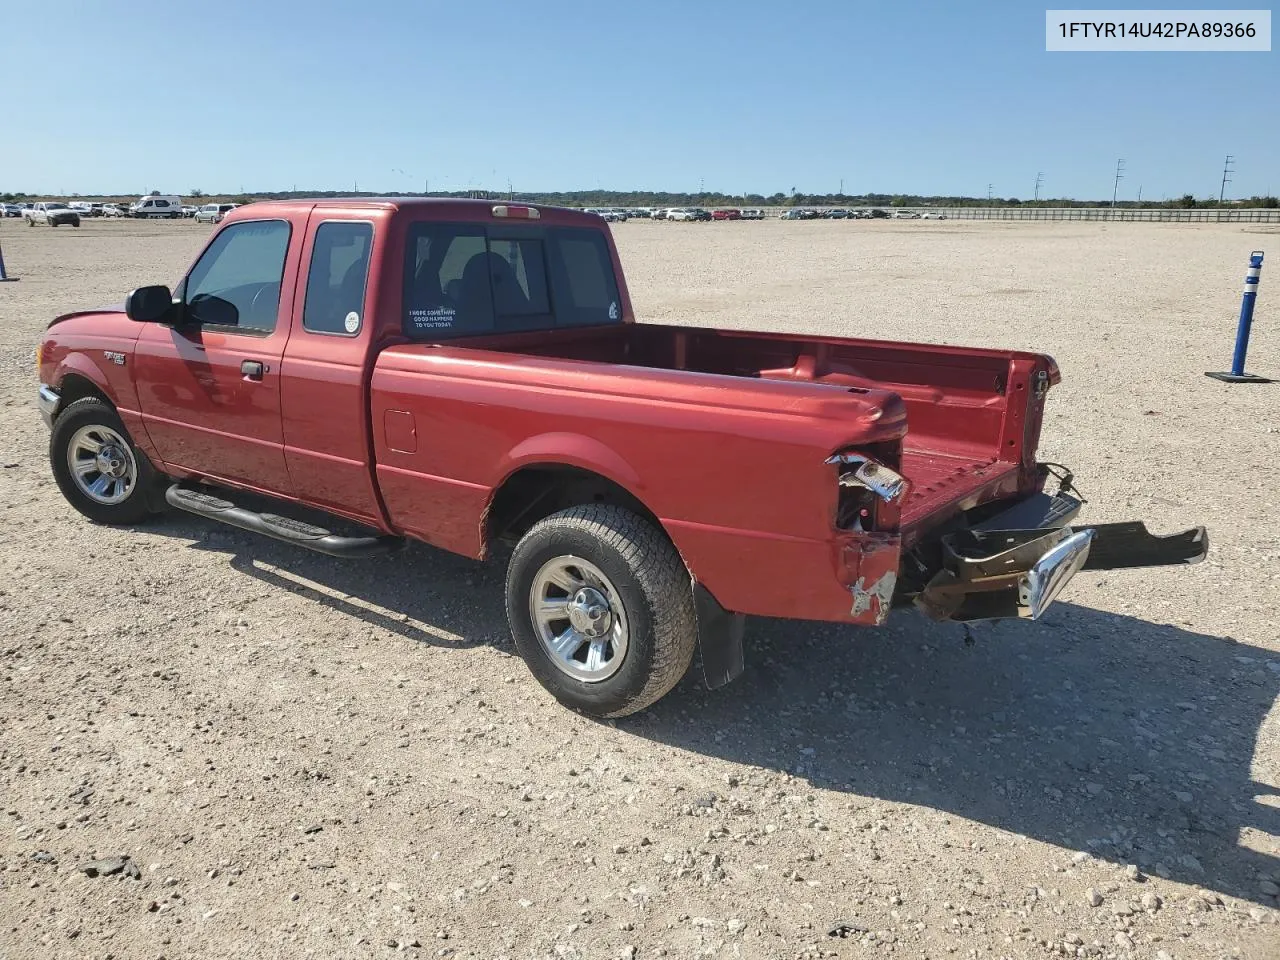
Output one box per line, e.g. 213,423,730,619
238,197,605,229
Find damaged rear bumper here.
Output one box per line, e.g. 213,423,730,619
914,497,1208,623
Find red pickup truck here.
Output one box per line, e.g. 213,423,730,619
36,198,1207,717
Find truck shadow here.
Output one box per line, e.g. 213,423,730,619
639,608,1280,908
162,518,1279,907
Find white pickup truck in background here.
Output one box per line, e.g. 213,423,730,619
24,202,82,227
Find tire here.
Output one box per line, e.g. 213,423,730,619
26,218,34,227
49,397,163,525
506,504,697,718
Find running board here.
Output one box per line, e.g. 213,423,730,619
165,484,403,559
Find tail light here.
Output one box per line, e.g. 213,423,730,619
827,445,908,531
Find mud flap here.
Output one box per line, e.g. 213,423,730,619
693,583,745,690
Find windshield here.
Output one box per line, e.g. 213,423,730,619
403,222,622,340
47,203,68,210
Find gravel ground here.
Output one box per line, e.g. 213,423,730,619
0,217,1277,960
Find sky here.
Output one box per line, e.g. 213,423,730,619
3,1,1276,200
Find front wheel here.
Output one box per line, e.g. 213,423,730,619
49,397,163,525
506,504,697,718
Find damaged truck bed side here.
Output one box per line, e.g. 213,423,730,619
36,198,1207,718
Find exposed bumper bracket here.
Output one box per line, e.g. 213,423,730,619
1080,521,1208,570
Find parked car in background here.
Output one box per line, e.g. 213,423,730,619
131,195,184,219
920,211,948,220
666,208,692,221
711,209,741,221
688,208,712,222
739,208,764,220
824,208,850,219
891,210,921,220
1,203,22,218
68,202,94,217
651,208,669,220
101,204,125,218
865,208,889,219
181,205,198,218
194,203,238,224
780,208,814,220
25,202,81,227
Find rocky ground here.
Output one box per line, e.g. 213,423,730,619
0,217,1277,959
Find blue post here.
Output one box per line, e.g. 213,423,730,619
1207,250,1270,383
1230,251,1264,375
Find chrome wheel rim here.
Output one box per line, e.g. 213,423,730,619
67,425,137,505
530,555,629,683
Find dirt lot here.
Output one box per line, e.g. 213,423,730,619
1,217,1278,960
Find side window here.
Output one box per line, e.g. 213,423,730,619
184,220,291,334
302,221,373,335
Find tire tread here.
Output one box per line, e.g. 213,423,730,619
507,504,697,717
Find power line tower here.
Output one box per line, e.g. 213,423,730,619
987,183,993,202
1034,172,1044,202
1111,159,1126,217
1219,155,1234,205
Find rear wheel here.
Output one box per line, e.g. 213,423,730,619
50,397,163,525
506,504,697,718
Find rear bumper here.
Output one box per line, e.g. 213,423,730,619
913,490,1208,623
38,384,60,429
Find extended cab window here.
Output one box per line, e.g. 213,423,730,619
403,223,621,339
183,220,291,333
303,221,373,335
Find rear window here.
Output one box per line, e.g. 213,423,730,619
403,223,621,339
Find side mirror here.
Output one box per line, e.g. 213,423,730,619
125,285,175,323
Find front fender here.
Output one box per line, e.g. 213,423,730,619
52,352,116,403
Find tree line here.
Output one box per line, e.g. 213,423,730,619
3,189,1277,209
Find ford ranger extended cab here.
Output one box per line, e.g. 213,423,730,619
36,198,1208,717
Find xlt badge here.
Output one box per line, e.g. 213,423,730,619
103,351,126,366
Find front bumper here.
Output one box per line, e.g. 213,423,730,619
38,384,59,428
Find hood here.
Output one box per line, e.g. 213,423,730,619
48,303,127,328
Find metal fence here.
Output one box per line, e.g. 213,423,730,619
754,206,1280,223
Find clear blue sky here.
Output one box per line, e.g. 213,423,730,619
3,0,1275,200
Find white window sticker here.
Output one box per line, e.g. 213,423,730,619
608,301,619,321
344,311,360,333
408,306,457,330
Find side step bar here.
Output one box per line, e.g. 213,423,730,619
165,484,403,559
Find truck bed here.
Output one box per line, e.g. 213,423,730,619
449,321,1053,544
897,449,1021,544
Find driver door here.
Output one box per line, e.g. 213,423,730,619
133,216,302,495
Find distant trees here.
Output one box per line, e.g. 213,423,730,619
1,186,1276,209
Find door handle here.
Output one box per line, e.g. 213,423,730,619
240,360,265,381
